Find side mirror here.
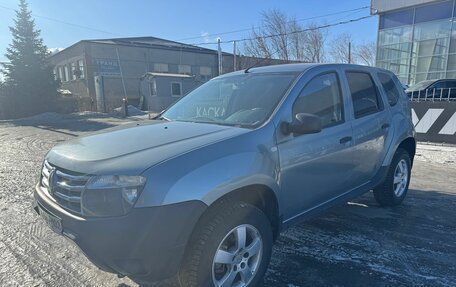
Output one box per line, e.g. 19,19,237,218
281,113,322,135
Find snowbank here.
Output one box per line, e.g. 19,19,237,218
112,105,146,116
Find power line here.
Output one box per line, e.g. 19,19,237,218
0,4,125,36
189,15,374,46
177,6,370,42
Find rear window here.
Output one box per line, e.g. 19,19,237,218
378,72,400,106
346,72,383,119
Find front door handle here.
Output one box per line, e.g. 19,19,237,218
339,136,352,144
381,123,390,130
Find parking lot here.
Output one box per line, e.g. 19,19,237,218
0,113,455,287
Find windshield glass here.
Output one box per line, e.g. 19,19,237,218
407,80,434,91
161,73,298,127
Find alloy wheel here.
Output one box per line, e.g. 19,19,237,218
212,224,263,287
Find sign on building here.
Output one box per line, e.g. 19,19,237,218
93,58,121,76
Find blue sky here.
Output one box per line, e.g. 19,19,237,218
0,0,378,62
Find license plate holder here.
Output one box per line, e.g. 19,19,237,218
39,206,62,234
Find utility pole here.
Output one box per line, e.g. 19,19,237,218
233,41,237,71
348,41,352,64
218,38,222,75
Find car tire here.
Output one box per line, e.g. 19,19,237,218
373,148,411,206
178,199,273,287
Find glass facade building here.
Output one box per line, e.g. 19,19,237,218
376,0,456,85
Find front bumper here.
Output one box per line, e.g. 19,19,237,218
33,183,206,282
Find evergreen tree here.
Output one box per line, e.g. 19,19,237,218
1,0,58,116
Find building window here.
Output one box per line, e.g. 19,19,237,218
71,62,77,80
150,81,157,96
378,26,412,46
53,67,57,80
414,71,445,83
154,63,169,73
379,9,413,30
178,64,191,74
58,66,63,82
171,82,182,97
63,65,69,82
78,59,85,79
377,58,410,75
415,1,452,24
413,20,451,56
377,43,412,61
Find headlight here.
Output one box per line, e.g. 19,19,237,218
82,175,146,217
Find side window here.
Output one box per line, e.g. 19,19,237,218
444,80,456,89
346,72,383,119
431,81,444,89
293,73,344,128
378,72,400,106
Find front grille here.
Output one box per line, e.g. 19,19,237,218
41,160,90,215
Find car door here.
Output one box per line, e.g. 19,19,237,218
277,71,355,221
345,70,392,186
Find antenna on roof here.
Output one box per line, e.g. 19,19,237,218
244,56,269,73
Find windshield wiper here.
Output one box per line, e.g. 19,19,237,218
156,116,171,121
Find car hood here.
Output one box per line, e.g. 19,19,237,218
46,120,249,175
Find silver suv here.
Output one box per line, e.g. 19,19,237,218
33,64,415,287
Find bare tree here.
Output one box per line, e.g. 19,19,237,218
243,9,327,62
329,33,353,63
289,19,304,61
355,41,377,66
244,9,290,60
301,23,327,63
244,28,272,59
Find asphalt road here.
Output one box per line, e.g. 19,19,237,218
0,113,455,287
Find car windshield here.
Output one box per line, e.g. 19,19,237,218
161,73,298,127
407,80,435,91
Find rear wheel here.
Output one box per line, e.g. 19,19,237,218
179,200,273,287
373,148,411,206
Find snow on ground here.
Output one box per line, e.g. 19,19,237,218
416,143,456,165
113,105,147,116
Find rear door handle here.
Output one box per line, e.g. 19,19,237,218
381,123,390,130
339,136,352,144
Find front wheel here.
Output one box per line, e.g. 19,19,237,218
179,200,273,287
373,148,411,206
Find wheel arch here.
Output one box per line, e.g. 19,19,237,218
193,184,281,242
397,137,416,166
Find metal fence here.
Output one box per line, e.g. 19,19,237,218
408,88,456,102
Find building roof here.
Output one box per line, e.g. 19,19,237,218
371,0,440,14
87,36,218,53
50,36,226,58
